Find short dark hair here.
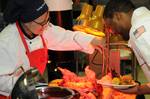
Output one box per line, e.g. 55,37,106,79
103,0,135,18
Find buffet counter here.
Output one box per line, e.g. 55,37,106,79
48,67,136,99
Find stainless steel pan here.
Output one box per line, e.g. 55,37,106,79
36,86,77,99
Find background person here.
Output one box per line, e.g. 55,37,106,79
103,0,150,95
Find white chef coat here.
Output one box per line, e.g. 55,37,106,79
0,23,95,96
44,0,73,11
128,7,150,81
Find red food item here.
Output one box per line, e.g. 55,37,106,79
87,92,97,99
58,66,103,98
57,67,77,82
80,92,96,99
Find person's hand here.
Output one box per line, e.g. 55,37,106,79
91,37,106,52
117,85,139,94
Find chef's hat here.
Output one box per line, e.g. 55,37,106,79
4,0,48,23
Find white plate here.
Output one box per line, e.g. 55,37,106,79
98,82,136,90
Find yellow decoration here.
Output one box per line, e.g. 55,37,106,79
84,27,105,37
72,25,86,32
76,3,93,20
73,25,105,37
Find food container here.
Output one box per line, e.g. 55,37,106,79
36,86,80,99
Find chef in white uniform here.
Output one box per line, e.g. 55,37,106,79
0,0,105,98
103,0,150,95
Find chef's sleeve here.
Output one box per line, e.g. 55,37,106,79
129,38,150,81
134,24,150,66
43,24,95,54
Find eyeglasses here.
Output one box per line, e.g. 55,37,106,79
33,17,50,27
33,11,50,27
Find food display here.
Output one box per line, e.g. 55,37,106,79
48,79,63,87
48,68,136,99
112,74,134,85
112,77,121,85
97,72,136,99
63,80,94,91
48,66,103,99
97,70,136,90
